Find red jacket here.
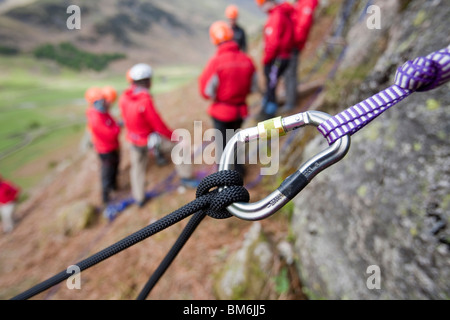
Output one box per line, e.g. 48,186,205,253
199,41,256,122
263,2,295,65
292,0,318,50
0,180,19,204
119,86,174,147
86,107,121,154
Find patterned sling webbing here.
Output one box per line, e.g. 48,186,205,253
318,46,450,145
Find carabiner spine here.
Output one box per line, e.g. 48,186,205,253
225,190,291,221
218,110,351,221
278,171,310,201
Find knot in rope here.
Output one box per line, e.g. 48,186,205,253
395,46,450,92
195,170,250,219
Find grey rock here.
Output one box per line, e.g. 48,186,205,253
49,200,98,236
290,0,450,299
213,222,274,300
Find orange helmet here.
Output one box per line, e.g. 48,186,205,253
102,86,117,104
126,69,133,83
225,5,239,19
255,0,267,6
209,21,234,46
85,87,104,104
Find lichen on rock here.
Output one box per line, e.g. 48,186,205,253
213,222,274,300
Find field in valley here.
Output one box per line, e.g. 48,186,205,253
0,54,201,192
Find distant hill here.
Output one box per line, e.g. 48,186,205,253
0,0,265,67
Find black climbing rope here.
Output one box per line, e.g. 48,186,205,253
136,170,249,300
11,170,249,300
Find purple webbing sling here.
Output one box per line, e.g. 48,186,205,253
318,46,450,145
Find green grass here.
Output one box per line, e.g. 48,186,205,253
0,125,85,190
33,42,126,71
0,54,200,191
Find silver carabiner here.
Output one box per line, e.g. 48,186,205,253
218,110,351,221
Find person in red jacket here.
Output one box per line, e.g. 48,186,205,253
225,4,247,52
199,21,257,173
255,0,295,120
85,86,121,205
282,0,319,112
0,175,20,233
119,63,178,207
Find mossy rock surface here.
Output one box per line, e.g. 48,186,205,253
214,223,274,300
51,200,98,236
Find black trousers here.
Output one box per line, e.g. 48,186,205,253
99,150,120,203
212,117,245,176
262,58,290,115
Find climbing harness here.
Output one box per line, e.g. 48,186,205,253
218,110,350,221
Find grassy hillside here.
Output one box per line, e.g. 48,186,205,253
0,54,200,191
0,0,264,65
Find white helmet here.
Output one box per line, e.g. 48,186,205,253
147,132,162,151
129,63,153,81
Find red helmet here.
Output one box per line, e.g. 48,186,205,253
255,0,267,6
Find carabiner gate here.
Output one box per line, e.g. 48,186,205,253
218,110,351,221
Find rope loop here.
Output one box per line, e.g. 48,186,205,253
395,57,440,91
395,46,450,92
196,170,249,219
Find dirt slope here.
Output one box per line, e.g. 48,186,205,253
0,77,296,300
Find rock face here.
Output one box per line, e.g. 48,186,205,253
51,200,98,236
213,222,274,300
290,0,449,299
